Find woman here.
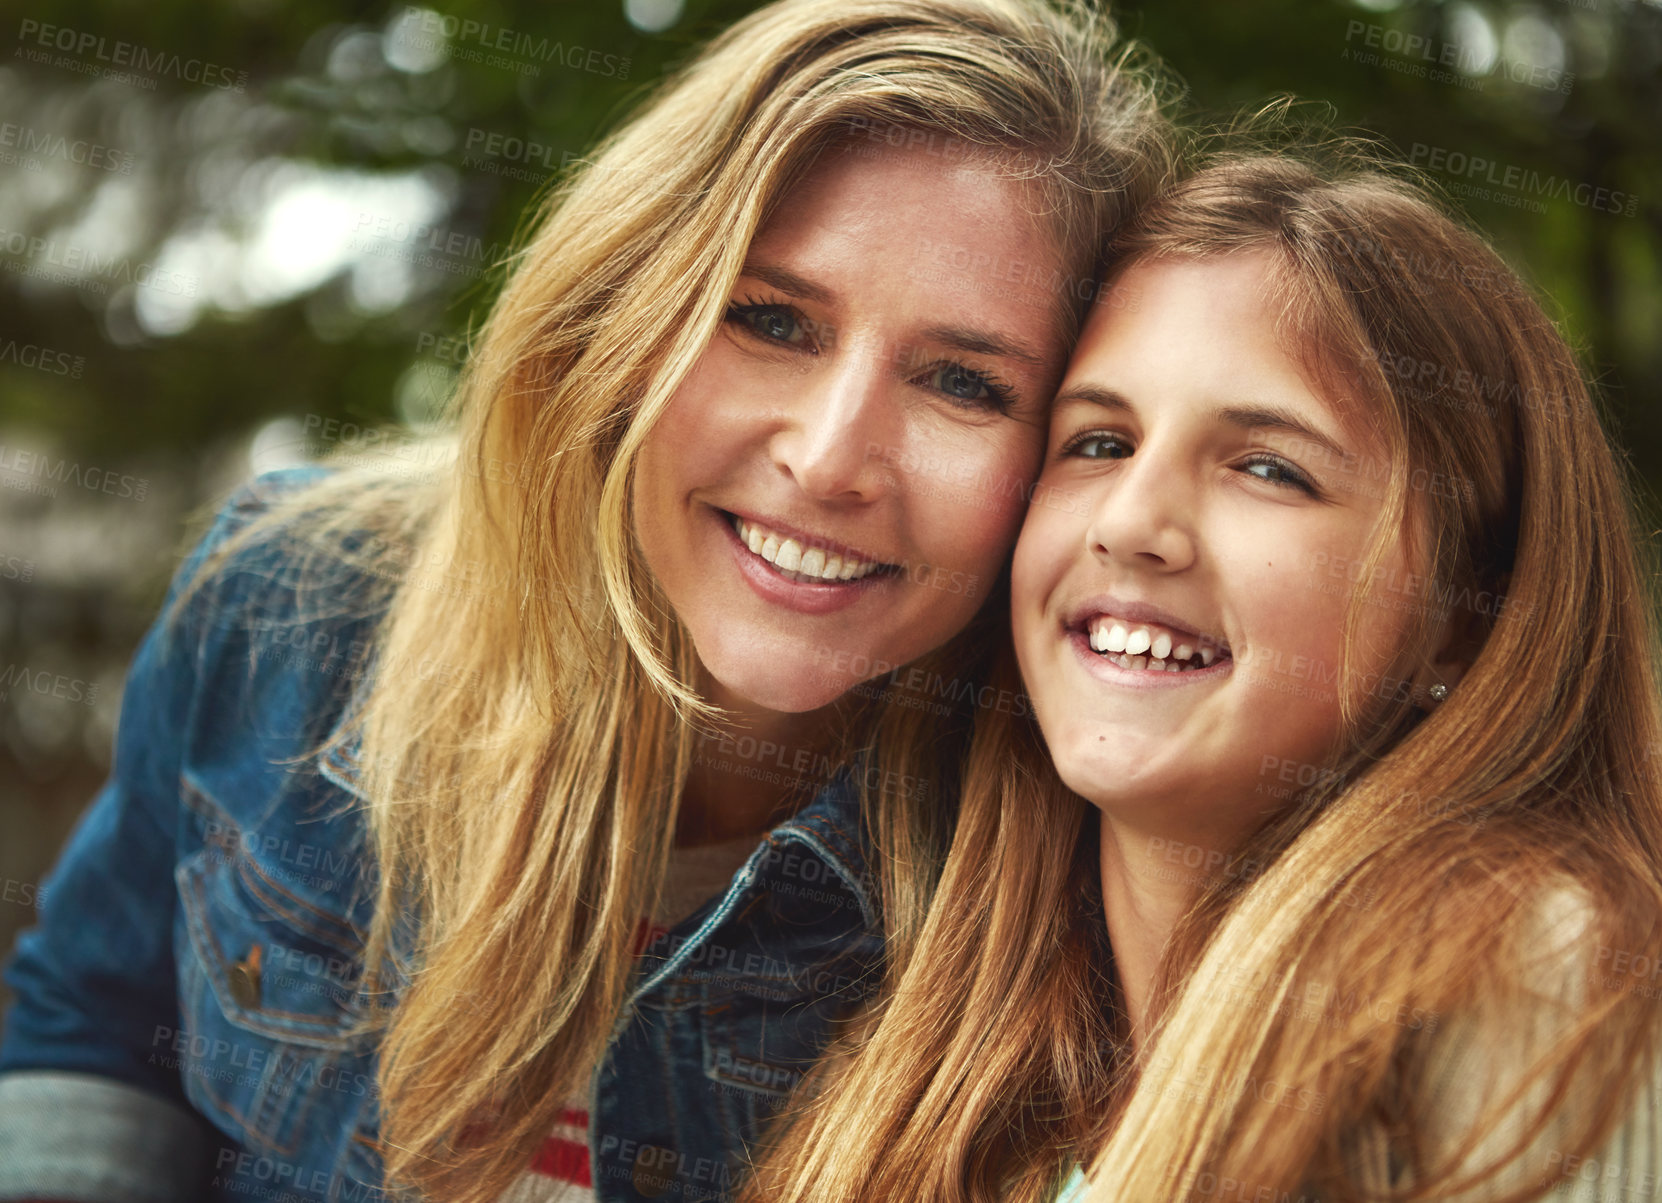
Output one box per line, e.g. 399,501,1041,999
0,2,1168,1201
742,149,1662,1201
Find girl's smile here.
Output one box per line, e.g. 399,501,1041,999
1064,596,1233,689
1012,249,1415,835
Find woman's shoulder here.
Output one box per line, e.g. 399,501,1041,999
165,464,394,854
172,462,409,671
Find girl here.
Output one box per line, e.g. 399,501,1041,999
743,152,1662,1201
0,2,1168,1201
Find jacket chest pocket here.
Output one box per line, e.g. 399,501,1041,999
698,983,849,1150
174,828,378,1181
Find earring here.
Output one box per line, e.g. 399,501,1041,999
1428,683,1449,702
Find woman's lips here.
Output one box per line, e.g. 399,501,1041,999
716,507,897,615
726,512,891,583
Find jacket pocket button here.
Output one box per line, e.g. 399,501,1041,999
228,943,263,1009
631,1142,677,1198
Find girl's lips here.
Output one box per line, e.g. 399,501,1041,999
716,506,896,615
1065,628,1234,689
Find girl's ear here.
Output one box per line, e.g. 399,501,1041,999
1413,572,1506,708
1417,647,1468,709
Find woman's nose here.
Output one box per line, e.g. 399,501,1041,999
1084,448,1197,572
770,354,897,502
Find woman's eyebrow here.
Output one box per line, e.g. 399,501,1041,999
739,260,836,305
740,261,1046,369
917,324,1046,369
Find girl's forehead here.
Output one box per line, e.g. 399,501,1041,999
1058,250,1386,451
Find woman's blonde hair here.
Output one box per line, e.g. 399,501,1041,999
163,1,1170,1197
740,145,1662,1201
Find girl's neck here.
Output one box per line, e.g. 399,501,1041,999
1097,810,1253,1053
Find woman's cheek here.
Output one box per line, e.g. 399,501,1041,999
918,425,1046,582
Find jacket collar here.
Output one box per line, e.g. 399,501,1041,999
315,656,880,926
317,661,373,802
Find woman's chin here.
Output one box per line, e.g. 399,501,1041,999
700,656,857,717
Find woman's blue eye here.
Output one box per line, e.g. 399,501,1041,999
928,363,997,405
727,302,810,347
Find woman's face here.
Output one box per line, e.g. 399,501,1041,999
634,142,1072,715
1012,251,1415,845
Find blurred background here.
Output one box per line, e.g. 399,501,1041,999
0,0,1658,989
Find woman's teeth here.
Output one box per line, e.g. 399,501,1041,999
1086,615,1223,672
732,516,883,584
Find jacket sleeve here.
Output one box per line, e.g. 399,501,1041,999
0,478,279,1203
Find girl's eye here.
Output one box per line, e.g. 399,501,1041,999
726,301,812,348
1241,455,1317,495
1062,432,1132,459
920,362,1013,412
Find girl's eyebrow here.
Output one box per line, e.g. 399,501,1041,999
1052,383,1352,462
1218,404,1350,463
1053,382,1128,412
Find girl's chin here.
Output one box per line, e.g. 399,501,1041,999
1052,741,1192,810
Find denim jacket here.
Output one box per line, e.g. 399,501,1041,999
0,466,888,1203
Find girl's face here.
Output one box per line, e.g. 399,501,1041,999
634,142,1071,715
1012,251,1415,842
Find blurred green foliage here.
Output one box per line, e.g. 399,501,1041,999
0,0,1655,490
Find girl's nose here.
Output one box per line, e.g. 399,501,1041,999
1084,448,1197,572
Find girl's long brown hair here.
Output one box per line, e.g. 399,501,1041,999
159,2,1171,1198
742,148,1662,1202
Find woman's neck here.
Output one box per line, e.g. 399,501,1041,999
676,678,846,847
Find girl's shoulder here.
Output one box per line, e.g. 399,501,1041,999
1407,878,1662,1199
1051,1166,1088,1203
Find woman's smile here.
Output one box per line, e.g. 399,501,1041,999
633,141,1069,715
714,503,902,615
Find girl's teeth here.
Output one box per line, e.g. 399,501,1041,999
1084,615,1228,674
776,539,803,572
746,527,764,554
